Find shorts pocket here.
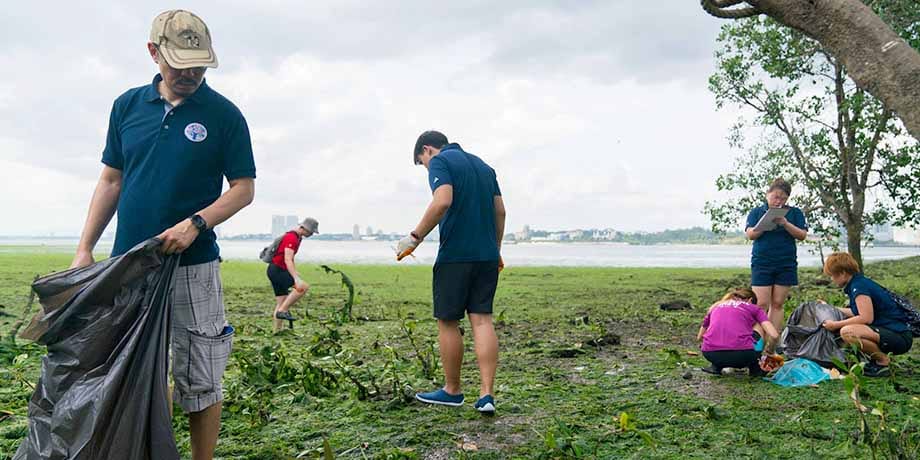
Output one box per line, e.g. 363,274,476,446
187,325,234,394
191,264,216,293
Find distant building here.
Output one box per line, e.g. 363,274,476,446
894,227,920,245
591,228,618,240
353,224,361,240
366,225,374,236
272,214,299,238
869,223,894,242
514,225,531,241
567,230,585,239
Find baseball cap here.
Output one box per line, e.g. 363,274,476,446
300,217,320,234
150,10,219,69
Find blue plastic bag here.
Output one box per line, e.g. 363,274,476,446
765,358,830,387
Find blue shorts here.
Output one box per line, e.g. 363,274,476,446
751,264,798,287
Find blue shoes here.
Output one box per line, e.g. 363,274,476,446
415,388,465,407
415,388,496,414
474,395,495,414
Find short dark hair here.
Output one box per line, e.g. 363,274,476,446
413,130,448,165
768,178,792,196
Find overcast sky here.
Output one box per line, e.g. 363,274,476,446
0,1,747,237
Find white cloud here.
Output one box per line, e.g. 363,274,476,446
0,1,743,237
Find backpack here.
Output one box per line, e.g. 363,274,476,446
259,233,287,263
883,288,920,337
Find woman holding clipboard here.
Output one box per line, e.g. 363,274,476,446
745,178,808,334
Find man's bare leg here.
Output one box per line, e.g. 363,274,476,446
438,319,464,395
277,288,305,314
469,313,498,397
272,295,285,332
189,403,222,460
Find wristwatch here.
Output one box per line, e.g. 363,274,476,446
190,214,208,232
410,231,422,241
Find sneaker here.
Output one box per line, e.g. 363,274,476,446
864,362,891,378
474,395,496,414
701,365,722,375
275,311,297,321
415,388,465,407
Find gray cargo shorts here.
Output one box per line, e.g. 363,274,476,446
170,259,234,413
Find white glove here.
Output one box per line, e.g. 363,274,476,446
396,232,421,261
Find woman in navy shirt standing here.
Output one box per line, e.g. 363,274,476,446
745,178,808,335
822,252,913,377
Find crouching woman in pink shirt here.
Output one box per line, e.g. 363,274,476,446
698,288,780,376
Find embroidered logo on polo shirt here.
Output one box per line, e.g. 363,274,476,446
184,123,208,142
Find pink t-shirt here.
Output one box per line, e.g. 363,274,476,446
700,300,769,352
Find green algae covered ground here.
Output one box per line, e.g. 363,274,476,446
1,251,920,459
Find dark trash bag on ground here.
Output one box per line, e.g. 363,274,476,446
781,301,846,367
14,239,180,460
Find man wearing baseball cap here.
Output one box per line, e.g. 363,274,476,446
267,217,319,331
70,10,254,459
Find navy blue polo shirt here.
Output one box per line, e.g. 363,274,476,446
428,144,502,264
745,204,807,268
844,273,909,332
102,75,256,266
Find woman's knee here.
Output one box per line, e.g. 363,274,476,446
839,325,874,344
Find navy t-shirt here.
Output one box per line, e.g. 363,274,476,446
844,273,909,332
102,75,256,266
745,204,807,268
428,144,501,264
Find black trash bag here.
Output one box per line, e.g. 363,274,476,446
14,239,180,460
781,301,846,367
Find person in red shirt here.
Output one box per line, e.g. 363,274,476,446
267,217,318,330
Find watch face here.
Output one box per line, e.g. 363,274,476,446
192,215,207,230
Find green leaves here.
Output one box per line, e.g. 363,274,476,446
707,1,920,266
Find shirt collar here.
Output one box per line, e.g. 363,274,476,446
844,273,863,292
144,74,211,104
441,143,462,152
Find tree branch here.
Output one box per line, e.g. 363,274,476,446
860,108,893,188
704,0,920,142
701,0,762,19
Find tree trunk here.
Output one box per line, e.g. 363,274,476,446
703,0,920,143
846,223,864,271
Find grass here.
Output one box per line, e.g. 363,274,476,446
1,252,920,459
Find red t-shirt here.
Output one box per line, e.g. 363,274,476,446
271,232,301,270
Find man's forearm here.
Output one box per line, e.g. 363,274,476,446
413,201,449,239
495,213,505,248
286,258,299,279
76,176,121,253
197,178,254,229
494,195,506,248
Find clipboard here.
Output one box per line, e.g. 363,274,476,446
752,207,789,232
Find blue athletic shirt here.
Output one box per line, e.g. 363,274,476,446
428,143,501,264
745,204,807,268
102,75,256,266
844,273,909,332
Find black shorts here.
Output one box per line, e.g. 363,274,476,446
870,326,913,355
751,264,798,287
432,261,499,320
266,264,294,296
702,350,760,370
